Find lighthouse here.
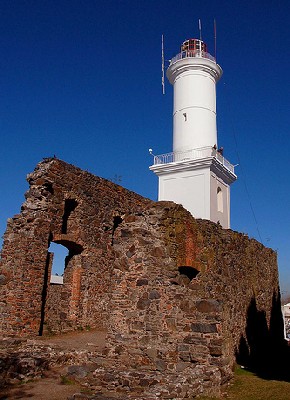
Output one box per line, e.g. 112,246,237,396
150,37,237,228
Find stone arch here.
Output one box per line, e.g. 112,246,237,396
39,236,84,335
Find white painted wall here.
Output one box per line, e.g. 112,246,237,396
282,303,290,340
172,72,217,152
210,173,230,228
50,274,64,285
158,167,211,220
283,303,290,317
167,56,222,153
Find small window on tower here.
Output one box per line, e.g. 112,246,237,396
217,187,223,213
183,113,187,121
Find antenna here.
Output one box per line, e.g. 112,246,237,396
161,34,165,95
214,19,217,60
198,19,202,41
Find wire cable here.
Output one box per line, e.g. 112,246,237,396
223,82,263,244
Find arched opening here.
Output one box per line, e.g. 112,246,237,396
49,242,69,284
39,239,84,336
178,266,200,281
217,187,223,213
170,266,200,286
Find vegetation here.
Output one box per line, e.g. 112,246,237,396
198,366,290,400
60,375,75,386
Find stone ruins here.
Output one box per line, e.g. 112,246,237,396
0,158,287,398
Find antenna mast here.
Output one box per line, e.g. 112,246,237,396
198,19,202,41
161,34,165,95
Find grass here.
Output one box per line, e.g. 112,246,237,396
198,366,290,400
60,375,76,385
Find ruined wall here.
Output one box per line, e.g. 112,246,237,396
0,158,283,398
106,202,280,392
0,158,152,336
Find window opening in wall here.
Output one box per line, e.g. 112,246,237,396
62,199,78,234
170,266,200,286
217,187,223,213
49,242,69,284
178,266,199,281
43,182,54,194
112,215,123,245
113,215,123,230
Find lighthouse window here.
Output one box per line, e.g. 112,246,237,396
183,113,187,121
217,187,223,213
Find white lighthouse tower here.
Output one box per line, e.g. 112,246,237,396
150,37,237,228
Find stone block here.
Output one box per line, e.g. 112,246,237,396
196,299,221,313
148,290,161,300
136,278,148,286
136,298,151,310
191,323,218,333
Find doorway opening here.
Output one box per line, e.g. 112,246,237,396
49,242,69,284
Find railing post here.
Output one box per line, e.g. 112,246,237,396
153,147,235,175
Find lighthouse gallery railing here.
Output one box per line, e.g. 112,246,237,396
153,146,235,175
170,50,216,65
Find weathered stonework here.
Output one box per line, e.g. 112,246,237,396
0,158,285,398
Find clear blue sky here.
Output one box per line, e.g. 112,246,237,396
0,0,289,296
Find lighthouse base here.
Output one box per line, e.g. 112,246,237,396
150,154,236,229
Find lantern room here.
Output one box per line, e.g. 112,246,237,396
181,38,208,55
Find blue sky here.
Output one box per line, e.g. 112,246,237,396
0,0,290,297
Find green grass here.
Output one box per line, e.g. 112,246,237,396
60,375,76,385
198,366,290,400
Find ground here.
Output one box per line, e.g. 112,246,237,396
0,330,117,400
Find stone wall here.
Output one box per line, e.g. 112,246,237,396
0,158,284,398
0,158,152,336
106,203,281,389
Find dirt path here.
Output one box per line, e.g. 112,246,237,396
1,373,83,400
35,329,107,351
1,330,108,400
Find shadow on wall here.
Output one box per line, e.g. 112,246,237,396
236,292,290,381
